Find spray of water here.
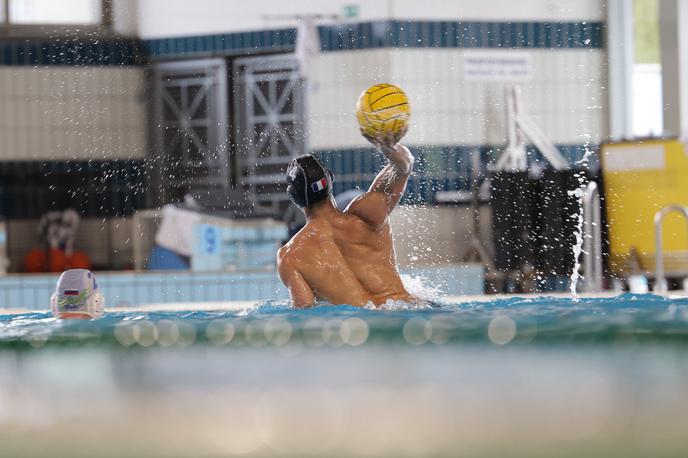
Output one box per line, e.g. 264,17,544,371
568,145,595,298
568,185,585,299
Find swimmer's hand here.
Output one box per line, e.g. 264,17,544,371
360,125,408,152
361,126,413,175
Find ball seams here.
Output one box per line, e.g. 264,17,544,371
357,83,410,138
369,91,404,108
365,84,391,95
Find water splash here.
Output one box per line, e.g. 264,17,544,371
400,273,445,303
568,145,596,298
568,185,585,299
577,146,596,165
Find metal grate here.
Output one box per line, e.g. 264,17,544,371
152,59,230,205
233,55,305,214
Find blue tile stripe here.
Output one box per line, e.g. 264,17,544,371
0,39,144,66
316,144,598,204
142,27,296,60
318,20,603,52
0,264,482,309
0,270,288,309
0,20,603,65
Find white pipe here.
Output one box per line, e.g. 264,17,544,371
582,182,603,292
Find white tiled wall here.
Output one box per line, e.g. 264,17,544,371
307,48,606,150
0,67,147,161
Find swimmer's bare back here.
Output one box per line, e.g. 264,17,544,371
278,140,415,308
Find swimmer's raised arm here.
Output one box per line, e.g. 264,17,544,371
369,142,414,197
277,249,315,308
346,129,414,228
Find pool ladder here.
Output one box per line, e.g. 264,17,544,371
582,182,603,292
653,204,688,293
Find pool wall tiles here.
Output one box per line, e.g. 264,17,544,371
134,20,606,153
0,19,603,164
138,20,602,60
0,264,482,309
0,18,604,214
307,48,606,151
0,66,147,162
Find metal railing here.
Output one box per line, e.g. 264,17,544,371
653,204,688,293
582,181,603,292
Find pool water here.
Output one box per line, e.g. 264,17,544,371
2,293,688,458
2,293,688,348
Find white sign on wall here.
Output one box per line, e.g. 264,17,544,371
463,52,533,81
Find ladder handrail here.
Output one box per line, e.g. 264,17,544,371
653,204,688,293
494,86,569,172
582,181,603,291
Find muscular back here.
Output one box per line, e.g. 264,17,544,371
278,194,411,307
278,144,414,307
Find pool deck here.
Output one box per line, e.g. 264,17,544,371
3,290,687,314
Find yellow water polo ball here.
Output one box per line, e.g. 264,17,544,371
356,83,410,142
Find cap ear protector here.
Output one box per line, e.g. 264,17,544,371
286,168,335,194
286,155,335,208
50,269,105,319
51,291,105,319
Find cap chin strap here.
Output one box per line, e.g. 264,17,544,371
51,292,105,319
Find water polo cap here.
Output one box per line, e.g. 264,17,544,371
50,269,105,319
286,154,334,208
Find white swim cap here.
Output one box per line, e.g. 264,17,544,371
50,269,105,319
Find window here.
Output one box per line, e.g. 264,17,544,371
2,0,104,26
633,0,663,137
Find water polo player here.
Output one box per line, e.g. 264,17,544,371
50,269,105,319
277,132,414,307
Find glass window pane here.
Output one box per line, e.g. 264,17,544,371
9,0,101,25
0,2,5,23
633,0,663,136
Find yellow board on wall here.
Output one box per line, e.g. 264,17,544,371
601,138,688,276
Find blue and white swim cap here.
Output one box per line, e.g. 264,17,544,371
286,154,334,208
50,269,105,319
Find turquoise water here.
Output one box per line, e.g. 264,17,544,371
3,293,688,457
2,293,688,348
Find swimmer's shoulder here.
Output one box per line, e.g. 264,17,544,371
277,241,302,280
344,192,390,229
